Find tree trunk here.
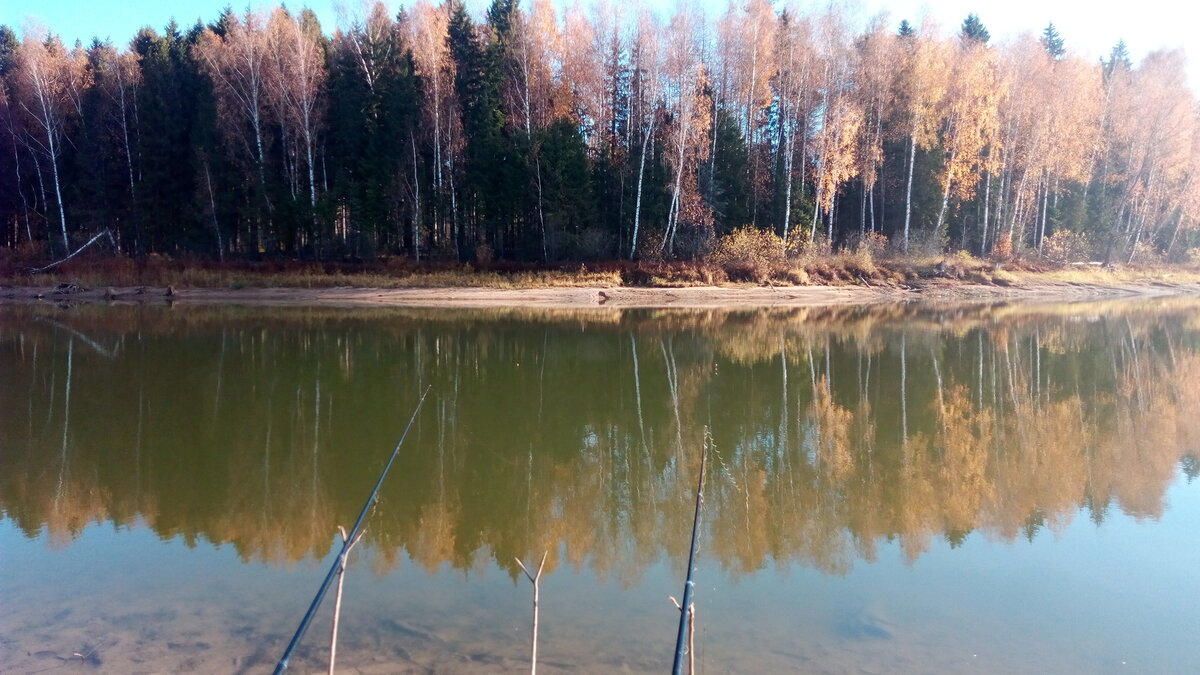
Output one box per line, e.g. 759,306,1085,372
781,122,795,244
412,133,421,262
903,132,916,253
630,120,654,260
934,154,954,243
535,153,546,263
1037,175,1049,255
48,136,67,254
204,159,224,261
981,170,991,254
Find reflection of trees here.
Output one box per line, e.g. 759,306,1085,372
1,300,1198,581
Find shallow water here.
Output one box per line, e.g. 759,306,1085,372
2,300,1198,673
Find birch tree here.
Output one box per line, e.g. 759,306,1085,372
932,39,1000,242
852,17,896,235
508,0,560,259
405,0,461,250
628,10,662,260
808,7,862,244
895,25,950,252
266,7,326,232
773,9,817,244
13,26,84,253
197,11,273,252
97,48,140,221
658,3,711,258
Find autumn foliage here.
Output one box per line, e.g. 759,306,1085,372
1,4,1198,266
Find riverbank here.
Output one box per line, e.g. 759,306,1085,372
4,272,1200,308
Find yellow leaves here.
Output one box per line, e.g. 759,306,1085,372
901,34,952,149
934,43,1000,201
13,26,87,125
718,0,776,125
405,0,451,82
814,98,864,211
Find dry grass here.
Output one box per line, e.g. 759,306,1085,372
0,256,625,290
5,247,1200,292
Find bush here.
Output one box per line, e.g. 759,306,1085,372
992,232,1013,261
1128,240,1163,265
708,227,788,282
848,231,889,259
578,228,616,261
784,267,809,285
1040,230,1095,263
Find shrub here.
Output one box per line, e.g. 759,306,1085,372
992,232,1013,261
1128,240,1163,266
1040,230,1096,263
847,231,889,259
708,227,787,282
784,267,809,285
474,243,494,267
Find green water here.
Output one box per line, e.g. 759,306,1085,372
2,300,1198,673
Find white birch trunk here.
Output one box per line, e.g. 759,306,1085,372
630,119,654,260
903,132,916,253
412,133,421,261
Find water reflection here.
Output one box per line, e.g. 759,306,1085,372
2,300,1198,587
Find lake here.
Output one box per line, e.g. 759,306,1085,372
2,299,1198,673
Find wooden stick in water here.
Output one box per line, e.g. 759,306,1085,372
515,551,548,675
328,525,365,675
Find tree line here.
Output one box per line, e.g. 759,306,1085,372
1,2,1197,265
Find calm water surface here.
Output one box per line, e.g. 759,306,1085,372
1,300,1198,673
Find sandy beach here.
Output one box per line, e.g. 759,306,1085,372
4,276,1200,308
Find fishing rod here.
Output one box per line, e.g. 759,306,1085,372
273,386,431,675
671,430,709,675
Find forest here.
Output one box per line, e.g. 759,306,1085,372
1,1,1197,269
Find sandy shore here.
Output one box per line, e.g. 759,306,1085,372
3,277,1200,308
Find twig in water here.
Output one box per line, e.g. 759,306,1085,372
328,525,366,675
515,551,548,675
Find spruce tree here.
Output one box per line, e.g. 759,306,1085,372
539,118,595,259
960,14,990,45
1041,23,1065,60
1103,40,1132,78
709,111,750,235
134,24,195,254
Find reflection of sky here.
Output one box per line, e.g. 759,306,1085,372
4,474,1198,672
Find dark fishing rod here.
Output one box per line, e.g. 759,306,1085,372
273,386,431,675
671,431,709,675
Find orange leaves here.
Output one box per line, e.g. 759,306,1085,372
937,43,1000,202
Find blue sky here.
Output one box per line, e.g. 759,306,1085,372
1,0,1193,87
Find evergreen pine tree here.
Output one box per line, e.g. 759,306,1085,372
1041,23,1065,60
709,110,750,235
539,118,594,258
1103,40,1132,78
960,14,990,45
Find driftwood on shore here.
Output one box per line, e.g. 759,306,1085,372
26,230,116,275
